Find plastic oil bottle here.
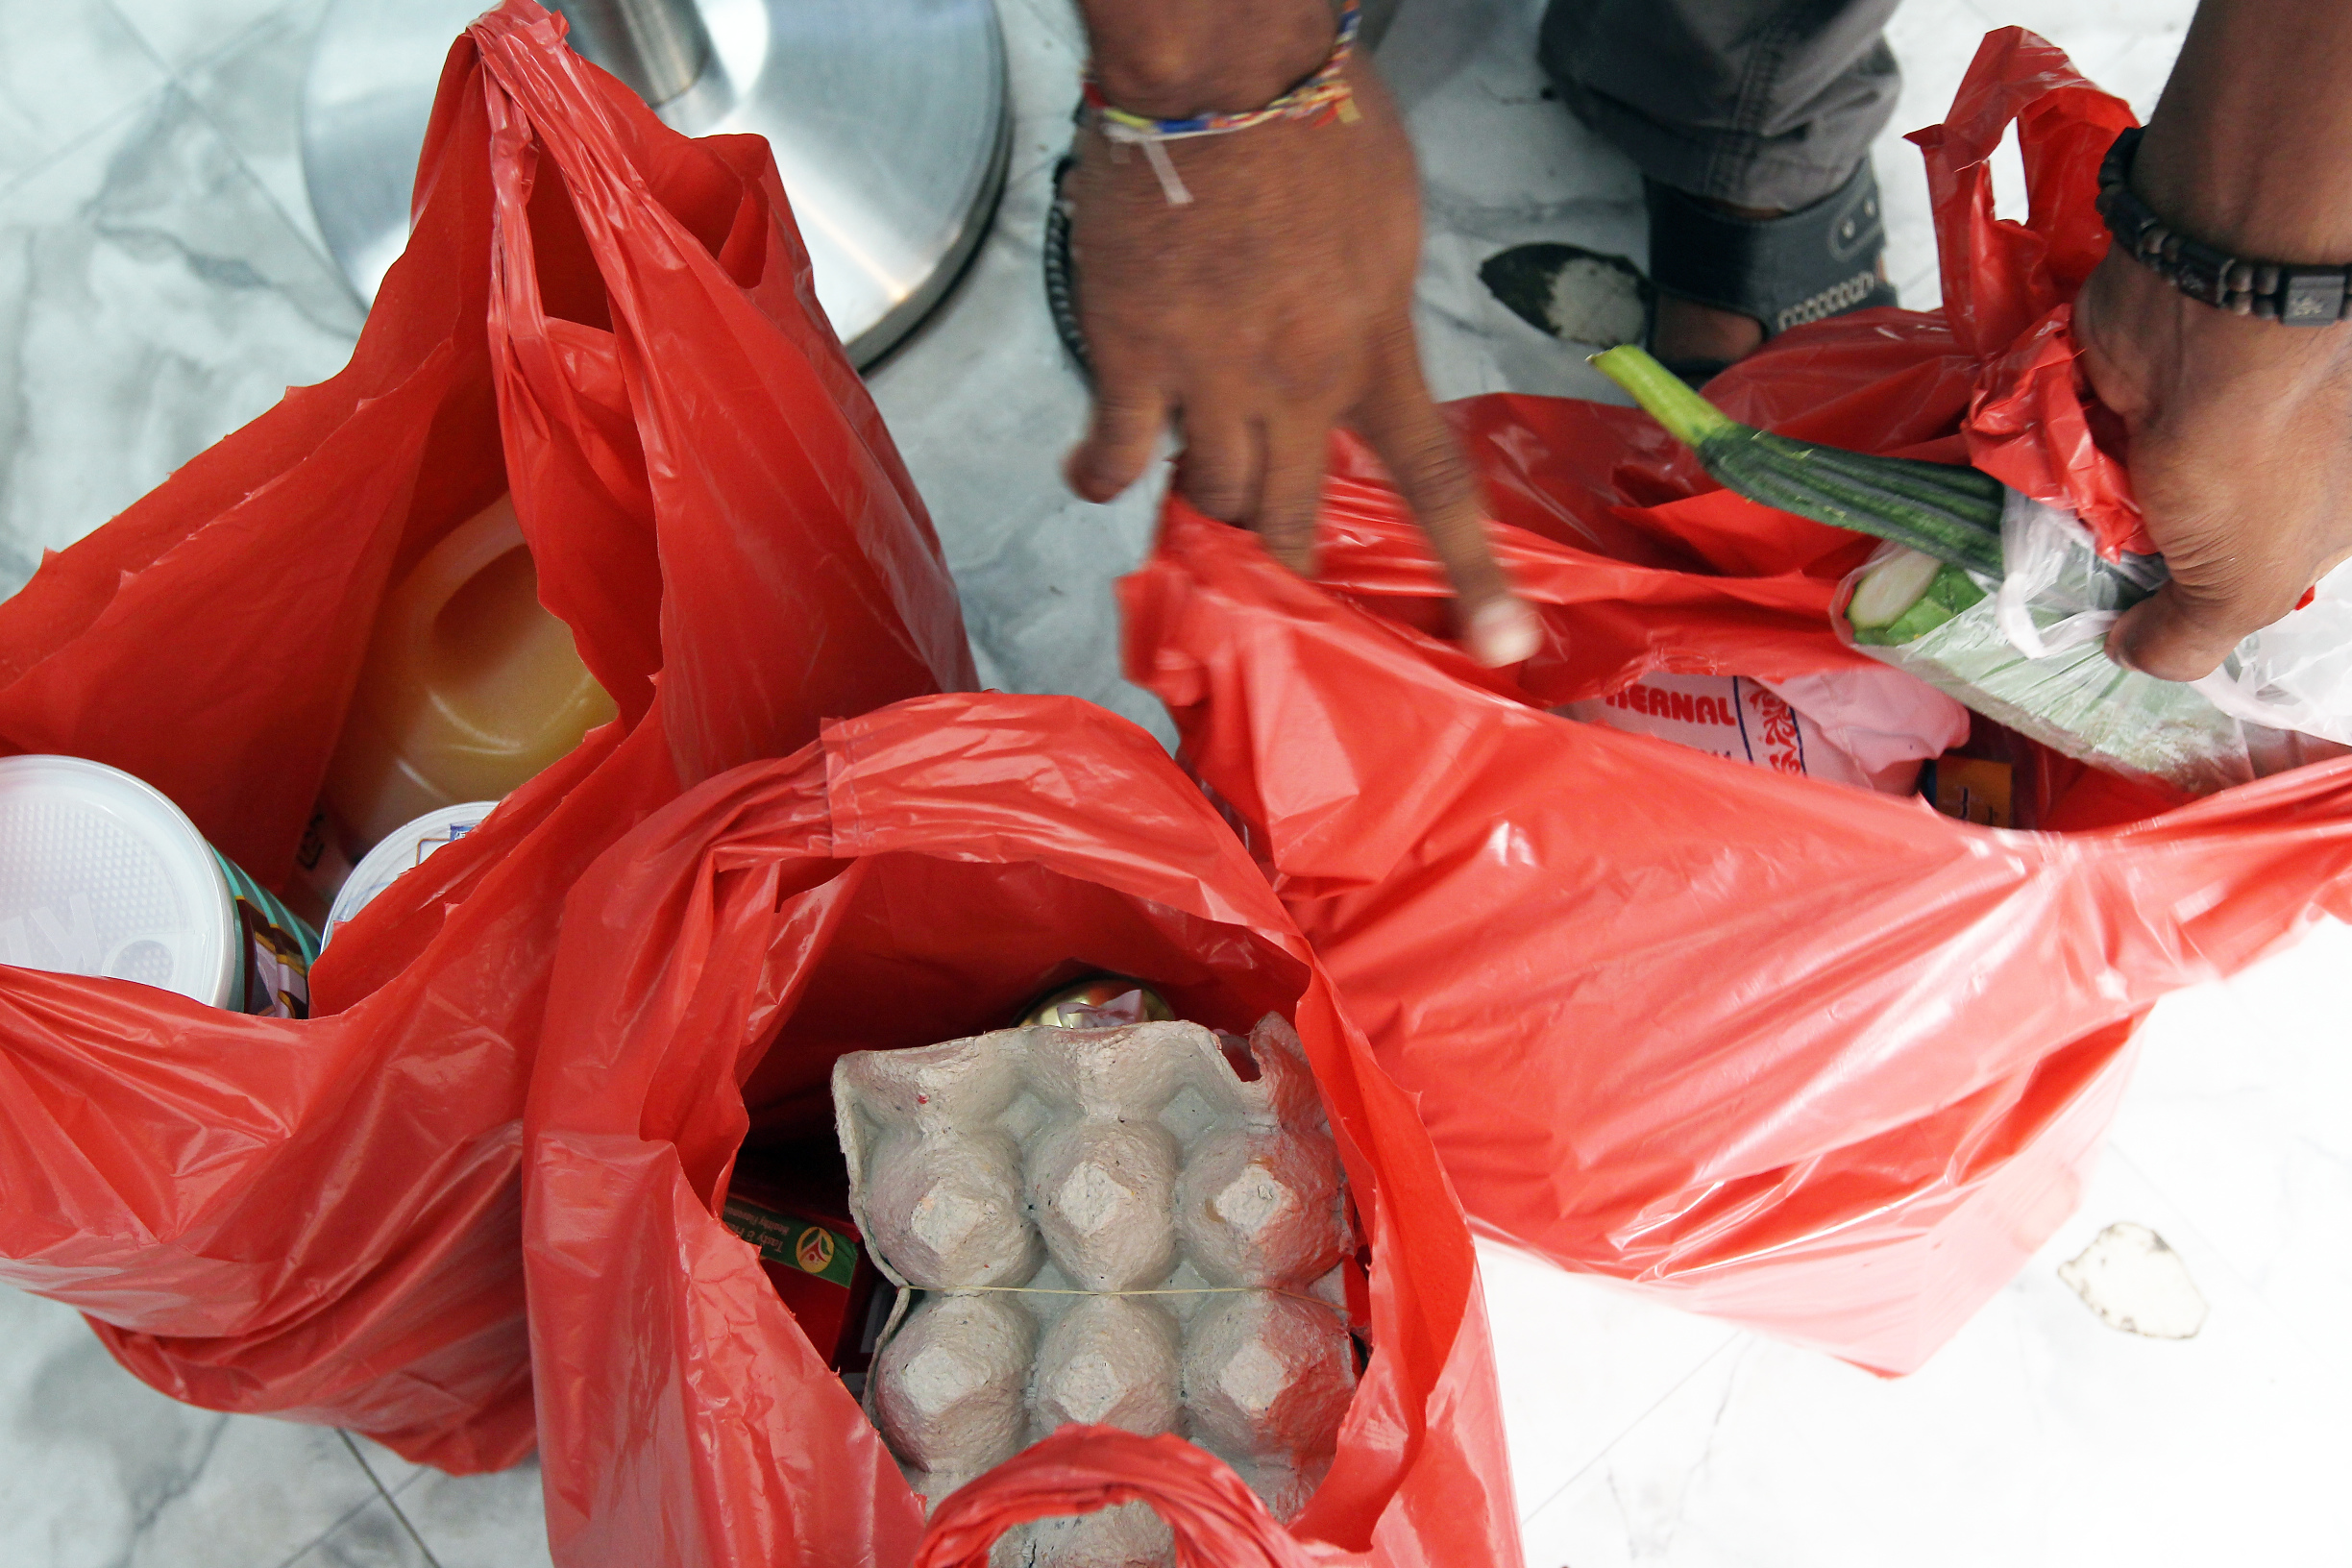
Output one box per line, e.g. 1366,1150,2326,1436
322,493,615,856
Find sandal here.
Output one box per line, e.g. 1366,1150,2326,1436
1643,158,1899,386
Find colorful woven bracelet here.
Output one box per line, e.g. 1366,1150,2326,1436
1080,0,1363,205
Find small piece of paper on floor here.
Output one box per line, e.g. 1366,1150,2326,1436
2057,1221,2209,1339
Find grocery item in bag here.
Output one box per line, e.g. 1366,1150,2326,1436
1128,470,2352,1371
1556,670,1960,793
1837,526,2252,796
723,1160,887,1380
0,755,317,1017
839,1014,1355,1565
320,800,499,946
1021,975,1176,1029
322,492,616,854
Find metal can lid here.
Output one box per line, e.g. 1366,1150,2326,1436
0,755,237,1008
1020,975,1176,1029
322,801,501,947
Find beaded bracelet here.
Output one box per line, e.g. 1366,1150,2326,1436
2097,126,2352,326
1081,0,1363,206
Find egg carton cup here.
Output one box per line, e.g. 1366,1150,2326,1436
835,1014,1358,1566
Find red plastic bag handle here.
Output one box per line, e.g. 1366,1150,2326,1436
1906,26,2135,355
911,1429,1314,1568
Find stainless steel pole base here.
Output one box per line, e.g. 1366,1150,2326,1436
303,0,1010,367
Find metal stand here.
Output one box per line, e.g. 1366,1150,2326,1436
302,0,1009,367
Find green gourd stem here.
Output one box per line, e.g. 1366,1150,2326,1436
1592,345,2004,575
1590,345,1736,450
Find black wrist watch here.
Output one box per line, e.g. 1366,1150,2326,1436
2096,126,2352,326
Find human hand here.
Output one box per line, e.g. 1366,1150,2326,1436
2076,247,2352,681
2070,0,2352,682
1060,46,1540,666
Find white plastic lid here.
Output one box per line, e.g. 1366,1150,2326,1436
323,801,500,947
0,755,237,1007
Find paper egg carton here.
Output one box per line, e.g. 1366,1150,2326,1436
834,1013,1357,1567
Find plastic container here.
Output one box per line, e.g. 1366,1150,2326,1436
322,493,615,855
0,755,319,1017
321,800,500,947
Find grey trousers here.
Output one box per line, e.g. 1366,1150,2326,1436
1536,0,1902,210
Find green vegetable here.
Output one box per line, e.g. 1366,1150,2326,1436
1850,559,1987,647
1846,546,1945,629
1591,345,2004,580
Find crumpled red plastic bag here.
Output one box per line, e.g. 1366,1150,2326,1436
522,693,1519,1568
1115,35,2352,1375
1125,495,2352,1374
0,0,969,1470
915,1431,1315,1568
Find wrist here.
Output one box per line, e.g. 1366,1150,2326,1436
1080,0,1337,118
2133,119,2352,263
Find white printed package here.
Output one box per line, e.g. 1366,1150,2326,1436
835,1014,1356,1568
1557,667,1966,795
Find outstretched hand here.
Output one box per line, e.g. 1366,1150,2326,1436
1060,57,1540,667
2077,247,2352,681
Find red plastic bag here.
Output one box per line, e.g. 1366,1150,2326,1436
1116,39,2352,1376
0,0,968,1469
522,693,1519,1568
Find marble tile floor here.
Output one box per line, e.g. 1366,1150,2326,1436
6,0,2340,1564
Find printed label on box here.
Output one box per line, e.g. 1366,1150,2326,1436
723,1196,859,1288
1560,673,1875,787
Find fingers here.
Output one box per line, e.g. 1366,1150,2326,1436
1174,412,1262,524
1253,420,1325,576
2098,406,2328,682
1064,369,1167,503
1354,329,1540,668
2106,584,2257,681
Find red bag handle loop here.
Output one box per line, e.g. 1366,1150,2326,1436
911,1429,1315,1568
1907,26,2137,355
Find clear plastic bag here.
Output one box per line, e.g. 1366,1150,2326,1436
2192,557,2352,747
1837,492,2254,796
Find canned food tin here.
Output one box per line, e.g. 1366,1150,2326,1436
322,801,499,948
0,755,319,1017
1019,975,1175,1029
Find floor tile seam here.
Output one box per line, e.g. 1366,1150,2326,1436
262,1474,389,1568
0,72,177,209
139,0,352,287
339,1428,450,1566
2096,1132,2352,1380
1509,1329,1750,1529
171,0,320,79
173,69,352,289
91,0,179,81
